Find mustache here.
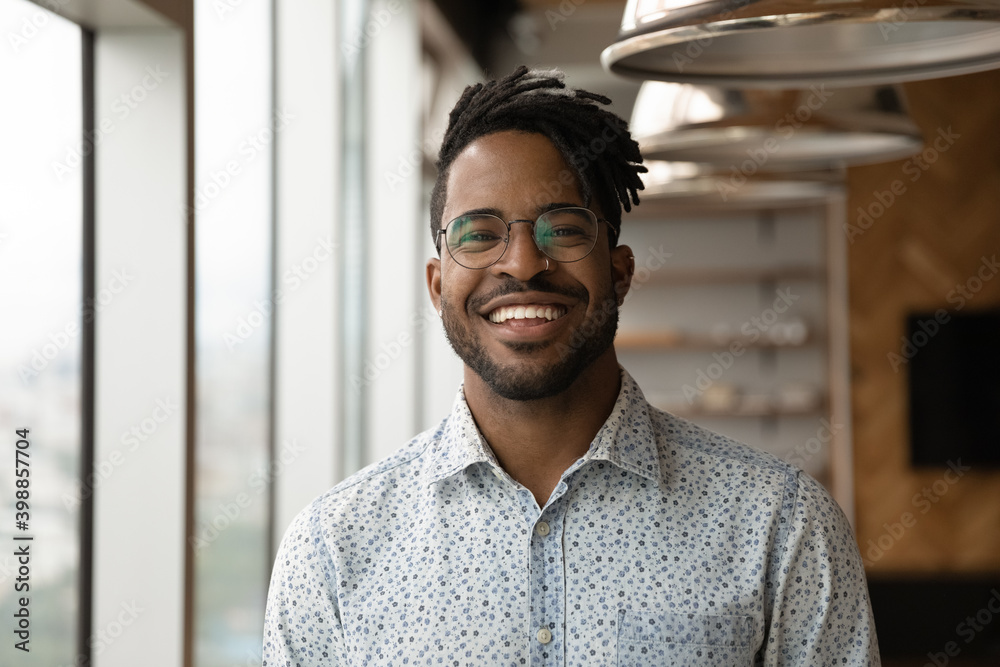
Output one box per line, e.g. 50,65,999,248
467,276,590,311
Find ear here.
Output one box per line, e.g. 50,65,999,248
610,244,634,305
426,257,442,313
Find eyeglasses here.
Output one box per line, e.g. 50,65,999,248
436,207,615,270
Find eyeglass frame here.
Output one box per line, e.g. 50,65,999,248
434,206,619,270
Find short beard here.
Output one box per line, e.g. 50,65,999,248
441,278,619,401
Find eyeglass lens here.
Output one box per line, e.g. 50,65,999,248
444,208,599,269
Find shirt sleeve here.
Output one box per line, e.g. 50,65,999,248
263,504,346,666
761,470,880,666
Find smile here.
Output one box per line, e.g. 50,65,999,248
487,304,567,324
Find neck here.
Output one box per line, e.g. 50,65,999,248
462,352,622,507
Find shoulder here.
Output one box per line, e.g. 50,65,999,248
643,405,864,564
642,404,848,528
613,369,804,498
648,405,800,485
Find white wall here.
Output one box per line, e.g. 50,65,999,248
362,0,424,465
93,28,186,667
271,0,341,548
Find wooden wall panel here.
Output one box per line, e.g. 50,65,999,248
848,69,1000,574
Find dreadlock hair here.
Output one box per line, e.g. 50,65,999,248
429,66,646,247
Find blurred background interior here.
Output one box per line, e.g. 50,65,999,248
1,0,999,665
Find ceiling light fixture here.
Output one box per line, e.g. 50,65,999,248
630,81,923,169
602,0,1000,87
638,160,844,210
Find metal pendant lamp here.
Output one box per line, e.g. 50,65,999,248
630,81,923,170
638,160,844,210
602,0,1000,87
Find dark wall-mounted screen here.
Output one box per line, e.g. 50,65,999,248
908,308,1000,468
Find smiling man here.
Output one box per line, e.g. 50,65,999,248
263,67,879,666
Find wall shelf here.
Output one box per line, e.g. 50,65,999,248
616,202,855,521
652,401,828,419
616,330,819,350
638,265,825,285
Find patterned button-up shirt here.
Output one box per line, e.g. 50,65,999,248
263,368,879,666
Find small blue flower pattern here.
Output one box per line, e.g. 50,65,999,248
263,368,879,666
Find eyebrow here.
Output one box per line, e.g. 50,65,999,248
454,202,584,220
455,207,504,219
537,201,582,215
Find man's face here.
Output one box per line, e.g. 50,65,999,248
426,130,633,401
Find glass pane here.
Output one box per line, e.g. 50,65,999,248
0,1,82,665
193,0,273,664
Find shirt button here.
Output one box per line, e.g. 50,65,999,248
536,627,552,644
535,521,550,537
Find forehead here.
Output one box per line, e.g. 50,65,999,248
443,131,585,219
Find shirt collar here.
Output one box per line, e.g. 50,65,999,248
580,368,661,483
421,367,661,487
419,386,499,486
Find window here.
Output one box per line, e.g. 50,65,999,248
193,0,274,662
0,1,83,663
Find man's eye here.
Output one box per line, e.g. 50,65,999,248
459,230,501,244
541,225,592,247
549,225,587,237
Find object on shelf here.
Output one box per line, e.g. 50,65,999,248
617,322,813,349
701,382,742,412
737,392,772,415
648,387,827,417
601,0,1000,87
630,82,922,170
766,318,810,346
784,319,809,346
776,382,822,412
615,329,686,348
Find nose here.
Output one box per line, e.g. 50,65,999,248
491,220,549,280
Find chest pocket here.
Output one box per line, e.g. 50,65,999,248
616,610,754,667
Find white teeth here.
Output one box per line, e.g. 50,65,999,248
488,304,566,324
